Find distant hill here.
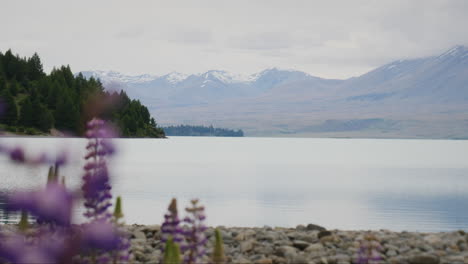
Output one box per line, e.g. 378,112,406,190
81,45,468,139
162,125,243,137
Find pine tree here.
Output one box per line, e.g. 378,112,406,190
19,97,34,127
27,53,44,81
0,89,17,125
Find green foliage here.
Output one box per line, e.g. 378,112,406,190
163,237,181,264
47,165,59,184
0,89,17,125
19,98,34,127
0,50,165,137
212,228,226,264
113,196,124,220
18,210,29,232
163,125,244,137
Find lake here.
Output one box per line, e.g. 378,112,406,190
0,136,467,232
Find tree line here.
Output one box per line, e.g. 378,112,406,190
162,125,244,137
0,50,165,137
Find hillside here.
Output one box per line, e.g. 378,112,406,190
0,50,165,137
82,46,468,138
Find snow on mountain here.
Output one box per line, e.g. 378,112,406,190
436,45,467,59
162,72,189,84
78,45,468,138
80,68,313,87
80,70,159,84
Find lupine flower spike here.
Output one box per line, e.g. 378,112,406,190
82,118,116,221
18,210,29,231
182,199,208,264
113,196,124,221
162,198,183,244
212,228,226,264
163,237,182,264
112,196,130,264
356,234,383,264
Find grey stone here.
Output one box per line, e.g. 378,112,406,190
133,230,147,240
275,245,297,258
305,243,324,253
233,256,252,264
408,254,440,264
307,224,326,232
293,240,310,250
241,239,256,253
296,225,307,231
318,231,332,239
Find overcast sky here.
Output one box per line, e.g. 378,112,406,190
1,0,467,79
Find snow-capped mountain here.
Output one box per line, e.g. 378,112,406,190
79,68,319,105
80,70,159,84
81,67,314,87
79,46,468,138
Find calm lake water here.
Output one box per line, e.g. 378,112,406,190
1,137,468,232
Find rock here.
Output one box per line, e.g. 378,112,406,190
241,239,256,253
307,224,326,232
408,254,440,264
305,243,324,253
254,258,273,264
424,234,442,244
318,230,332,239
131,238,147,245
236,229,256,241
258,231,282,242
291,254,308,264
320,235,335,244
275,245,297,259
133,230,146,240
233,256,252,264
293,240,310,250
386,249,398,257
255,244,274,255
142,224,160,233
296,224,307,231
295,233,319,243
271,256,287,264
333,253,351,263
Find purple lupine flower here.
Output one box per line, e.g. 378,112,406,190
80,220,121,252
82,118,116,221
182,199,208,264
356,235,383,264
0,231,70,264
6,182,73,226
0,145,68,166
161,198,184,244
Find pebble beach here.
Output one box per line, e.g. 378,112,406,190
127,224,468,264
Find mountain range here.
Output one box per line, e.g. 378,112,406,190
81,45,468,138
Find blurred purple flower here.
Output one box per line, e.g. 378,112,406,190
182,199,208,264
161,198,184,244
357,235,383,264
0,145,67,166
80,220,121,252
0,231,69,264
6,182,73,226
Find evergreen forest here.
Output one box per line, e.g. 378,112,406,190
0,50,165,137
162,125,243,137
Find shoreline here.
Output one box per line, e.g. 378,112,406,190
127,224,468,264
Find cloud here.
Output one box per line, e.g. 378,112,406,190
1,0,467,78
228,31,293,50
164,28,213,45
114,27,146,40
